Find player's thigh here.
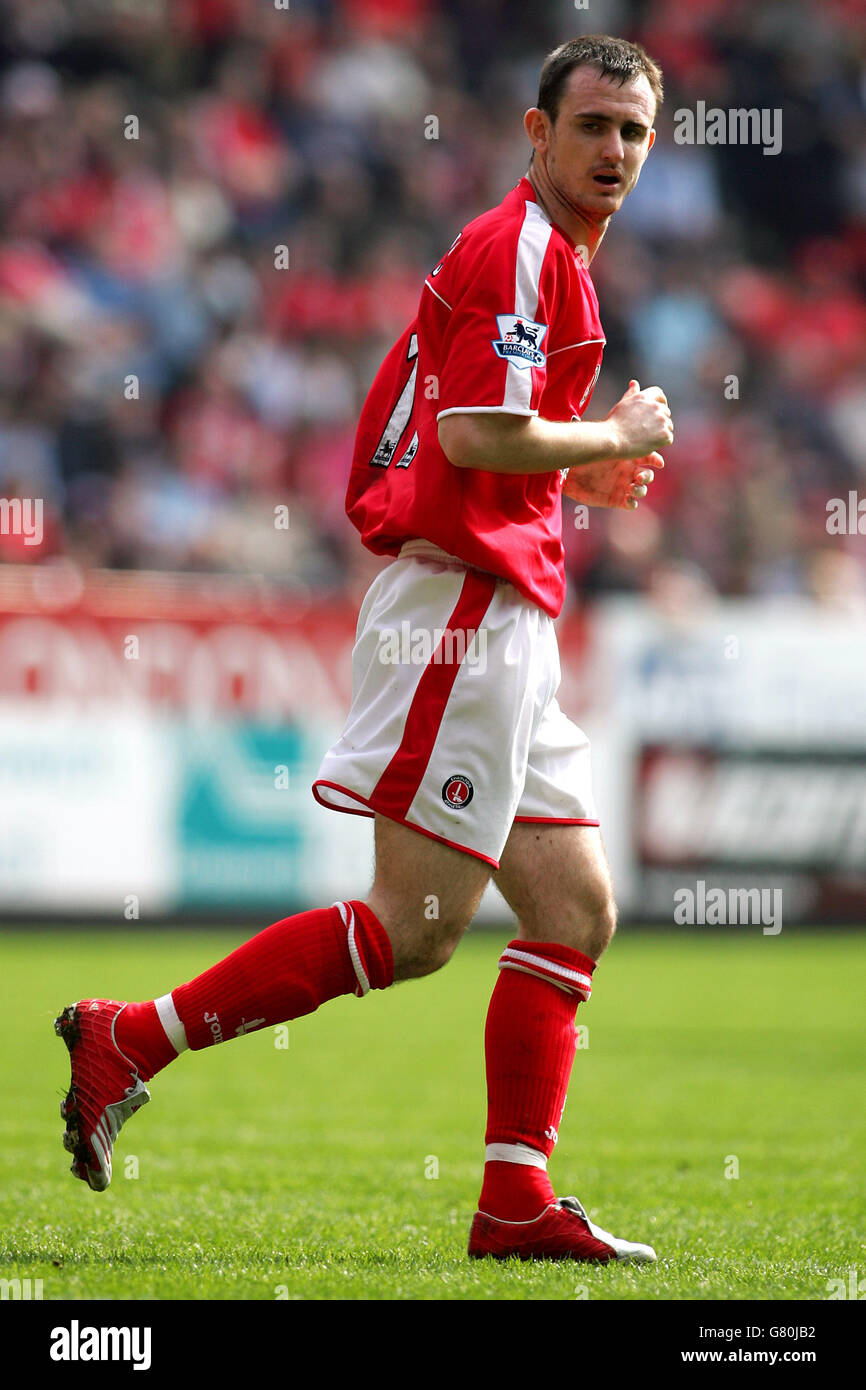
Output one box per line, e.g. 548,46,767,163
368,814,492,980
494,821,617,960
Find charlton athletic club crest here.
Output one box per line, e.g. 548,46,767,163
492,315,548,369
442,774,474,809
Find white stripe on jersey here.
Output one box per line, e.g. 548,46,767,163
547,337,605,357
424,278,452,311
502,201,554,414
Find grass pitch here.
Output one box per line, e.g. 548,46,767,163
1,925,863,1301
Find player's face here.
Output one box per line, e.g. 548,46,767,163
536,67,656,223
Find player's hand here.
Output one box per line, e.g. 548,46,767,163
562,452,664,510
604,379,674,458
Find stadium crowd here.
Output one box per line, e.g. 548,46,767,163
0,0,864,607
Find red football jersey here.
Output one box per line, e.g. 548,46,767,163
345,176,605,617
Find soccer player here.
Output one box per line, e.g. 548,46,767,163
55,35,673,1264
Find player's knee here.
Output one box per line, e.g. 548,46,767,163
387,915,466,981
403,933,460,979
583,881,617,959
542,875,616,960
522,876,617,959
369,875,479,980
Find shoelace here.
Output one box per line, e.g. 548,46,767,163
558,1196,590,1222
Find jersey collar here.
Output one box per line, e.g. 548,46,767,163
518,175,589,266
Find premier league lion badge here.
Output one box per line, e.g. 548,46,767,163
492,315,548,369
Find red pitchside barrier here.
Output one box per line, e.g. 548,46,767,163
0,565,595,721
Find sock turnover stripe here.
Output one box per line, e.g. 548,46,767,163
155,993,189,1054
333,901,370,996
498,946,593,999
485,1142,548,1169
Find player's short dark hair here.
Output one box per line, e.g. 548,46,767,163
537,35,664,123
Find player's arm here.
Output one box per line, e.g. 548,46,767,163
438,379,672,475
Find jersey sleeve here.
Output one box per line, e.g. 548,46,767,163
435,204,565,420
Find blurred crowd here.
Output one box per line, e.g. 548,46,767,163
0,0,864,607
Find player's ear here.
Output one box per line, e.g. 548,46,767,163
524,106,550,156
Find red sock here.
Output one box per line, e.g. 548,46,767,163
479,939,596,1222
114,901,393,1081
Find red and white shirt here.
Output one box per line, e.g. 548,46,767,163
345,176,605,617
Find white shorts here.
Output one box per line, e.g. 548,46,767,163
312,542,598,867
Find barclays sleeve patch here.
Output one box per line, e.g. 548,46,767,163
492,315,548,370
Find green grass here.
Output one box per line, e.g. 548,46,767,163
1,926,864,1300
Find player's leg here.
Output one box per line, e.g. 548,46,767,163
53,893,393,1190
368,814,491,980
55,813,490,1192
494,819,617,958
109,812,487,1075
475,822,613,1223
468,689,655,1262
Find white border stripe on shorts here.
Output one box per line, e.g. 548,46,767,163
499,946,592,999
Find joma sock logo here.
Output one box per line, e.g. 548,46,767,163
49,1321,152,1371
204,1009,224,1044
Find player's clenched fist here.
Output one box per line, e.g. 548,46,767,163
604,379,674,458
562,451,664,510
